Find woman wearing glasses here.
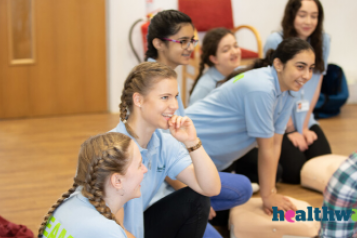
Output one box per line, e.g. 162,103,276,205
143,10,252,238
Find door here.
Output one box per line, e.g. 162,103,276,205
0,0,107,119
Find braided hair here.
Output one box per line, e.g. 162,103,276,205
38,132,132,237
119,62,177,138
190,27,233,95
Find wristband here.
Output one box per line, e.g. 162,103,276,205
286,130,297,135
187,138,202,153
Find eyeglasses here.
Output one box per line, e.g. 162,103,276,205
161,38,199,49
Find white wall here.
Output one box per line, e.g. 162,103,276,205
106,0,357,112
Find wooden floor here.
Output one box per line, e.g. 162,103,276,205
0,105,356,235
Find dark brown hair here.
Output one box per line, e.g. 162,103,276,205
145,10,193,61
190,27,233,95
38,133,132,237
218,37,315,85
281,0,325,73
119,62,177,138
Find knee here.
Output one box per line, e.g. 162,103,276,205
238,175,253,203
221,174,252,205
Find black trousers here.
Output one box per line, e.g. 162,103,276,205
144,187,210,238
233,147,283,184
279,124,331,184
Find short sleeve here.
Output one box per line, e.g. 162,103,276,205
163,135,192,180
244,91,275,138
322,33,331,75
189,85,212,106
274,95,296,134
263,32,283,56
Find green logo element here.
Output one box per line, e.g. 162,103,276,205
233,74,244,83
351,209,357,222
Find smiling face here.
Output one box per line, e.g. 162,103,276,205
122,141,147,199
139,77,179,130
294,0,319,40
276,49,315,92
210,33,241,76
157,23,195,68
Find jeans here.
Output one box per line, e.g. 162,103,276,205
203,172,252,238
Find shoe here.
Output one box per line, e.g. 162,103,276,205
251,183,260,193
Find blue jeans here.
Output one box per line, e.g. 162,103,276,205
203,172,252,238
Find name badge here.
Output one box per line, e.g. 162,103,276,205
296,100,309,112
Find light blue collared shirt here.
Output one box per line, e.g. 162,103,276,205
110,122,192,238
44,186,127,238
263,31,331,133
189,66,245,106
185,66,297,171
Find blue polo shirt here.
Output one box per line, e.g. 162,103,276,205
189,66,246,106
185,66,296,171
189,67,224,106
110,122,192,238
264,32,330,133
147,58,185,117
44,186,127,238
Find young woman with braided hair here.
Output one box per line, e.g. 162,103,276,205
38,132,147,238
111,61,224,238
264,0,332,184
186,37,316,215
143,10,252,238
189,27,241,106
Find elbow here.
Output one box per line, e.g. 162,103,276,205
203,184,221,197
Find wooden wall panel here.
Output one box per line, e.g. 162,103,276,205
81,0,107,113
54,0,85,115
0,0,107,119
0,0,31,119
29,0,57,116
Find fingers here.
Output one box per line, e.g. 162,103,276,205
282,196,297,211
208,207,216,220
264,207,272,215
168,115,177,128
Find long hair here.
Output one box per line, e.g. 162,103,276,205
281,0,325,73
119,62,177,138
190,27,233,95
145,10,193,61
38,133,132,237
218,37,315,85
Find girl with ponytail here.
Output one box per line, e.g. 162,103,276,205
38,132,147,238
264,0,331,184
189,27,241,106
186,37,316,215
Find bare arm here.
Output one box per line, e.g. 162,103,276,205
257,134,297,215
168,115,221,197
302,75,323,130
165,176,187,190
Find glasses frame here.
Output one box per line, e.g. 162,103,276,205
161,38,199,49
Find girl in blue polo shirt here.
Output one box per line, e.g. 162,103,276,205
186,37,316,215
189,27,241,106
112,62,221,238
143,10,252,238
264,0,331,184
38,132,147,238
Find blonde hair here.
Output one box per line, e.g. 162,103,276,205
119,62,177,138
38,132,132,237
